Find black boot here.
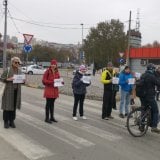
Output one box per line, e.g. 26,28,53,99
4,121,9,129
9,121,16,128
45,119,52,124
50,105,57,122
45,106,52,124
50,117,58,123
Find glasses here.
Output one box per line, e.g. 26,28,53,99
14,61,20,64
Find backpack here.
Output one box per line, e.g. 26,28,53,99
135,74,146,98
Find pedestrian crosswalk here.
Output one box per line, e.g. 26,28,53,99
0,97,138,160
0,121,53,160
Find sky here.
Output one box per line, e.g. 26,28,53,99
0,0,160,45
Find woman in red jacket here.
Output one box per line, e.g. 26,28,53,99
42,59,60,123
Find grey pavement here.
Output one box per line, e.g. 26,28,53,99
0,86,160,160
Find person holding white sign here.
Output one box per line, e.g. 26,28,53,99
119,66,134,118
1,57,23,129
42,59,62,123
72,65,91,121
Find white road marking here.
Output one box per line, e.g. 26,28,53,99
0,122,53,160
22,101,122,141
17,109,95,149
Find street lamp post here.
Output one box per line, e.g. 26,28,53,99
80,23,84,46
3,0,8,70
80,23,85,64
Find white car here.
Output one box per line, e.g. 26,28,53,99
21,64,46,75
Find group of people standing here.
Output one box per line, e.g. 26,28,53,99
1,57,159,133
101,62,160,133
101,62,133,120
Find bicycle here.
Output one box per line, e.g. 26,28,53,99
126,105,151,137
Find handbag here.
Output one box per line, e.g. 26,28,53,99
0,68,9,97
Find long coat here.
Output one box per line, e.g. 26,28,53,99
1,67,22,111
42,68,60,98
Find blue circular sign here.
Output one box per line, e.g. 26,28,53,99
23,44,32,53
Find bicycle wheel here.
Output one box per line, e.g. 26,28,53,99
126,107,149,137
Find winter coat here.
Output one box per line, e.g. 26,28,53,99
72,71,90,95
141,70,160,98
42,68,60,98
119,71,133,92
155,71,160,91
1,67,22,111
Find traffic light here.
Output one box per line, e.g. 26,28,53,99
80,51,85,60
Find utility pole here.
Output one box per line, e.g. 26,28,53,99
3,0,8,70
126,11,131,66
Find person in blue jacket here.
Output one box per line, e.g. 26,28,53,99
119,66,133,118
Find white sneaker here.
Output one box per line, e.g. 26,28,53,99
81,116,87,120
73,117,78,121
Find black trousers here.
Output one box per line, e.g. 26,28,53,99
156,91,160,100
45,98,56,120
73,94,85,117
112,91,117,109
102,90,113,118
3,90,17,122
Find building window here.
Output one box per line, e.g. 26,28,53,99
140,59,147,66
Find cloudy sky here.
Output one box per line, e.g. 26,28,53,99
0,0,160,45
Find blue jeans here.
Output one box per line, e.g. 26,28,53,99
119,89,130,114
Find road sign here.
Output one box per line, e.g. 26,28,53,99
80,51,85,60
23,34,34,44
119,52,124,57
23,44,32,53
119,58,125,64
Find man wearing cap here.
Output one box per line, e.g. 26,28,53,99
101,62,115,120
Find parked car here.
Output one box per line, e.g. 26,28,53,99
21,64,46,75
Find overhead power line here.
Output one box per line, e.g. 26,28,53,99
7,16,90,30
8,9,21,34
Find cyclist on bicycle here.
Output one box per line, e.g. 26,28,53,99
139,63,160,134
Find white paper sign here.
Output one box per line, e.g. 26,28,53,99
13,74,26,84
82,75,91,84
128,78,135,85
54,78,64,87
135,72,141,79
112,77,119,84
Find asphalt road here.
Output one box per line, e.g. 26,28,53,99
0,86,160,160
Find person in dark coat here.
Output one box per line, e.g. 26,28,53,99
72,65,91,121
1,57,24,129
139,63,160,133
112,68,119,110
155,66,160,101
42,59,61,123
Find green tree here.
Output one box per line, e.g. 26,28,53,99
28,45,57,62
83,19,127,69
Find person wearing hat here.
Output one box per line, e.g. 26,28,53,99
138,63,160,133
72,65,91,121
101,62,115,120
42,59,61,123
1,57,24,128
